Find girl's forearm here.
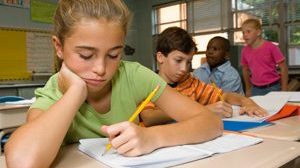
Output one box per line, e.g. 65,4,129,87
149,110,222,149
5,86,86,168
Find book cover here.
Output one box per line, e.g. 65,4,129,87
223,120,273,131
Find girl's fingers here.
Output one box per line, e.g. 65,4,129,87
116,138,137,155
102,122,139,152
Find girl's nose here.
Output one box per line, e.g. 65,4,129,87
93,58,106,76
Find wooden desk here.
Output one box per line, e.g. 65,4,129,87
0,104,29,154
2,138,299,168
245,115,300,141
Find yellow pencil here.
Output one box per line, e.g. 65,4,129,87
102,84,161,156
211,81,224,101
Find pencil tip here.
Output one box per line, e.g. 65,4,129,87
102,149,108,156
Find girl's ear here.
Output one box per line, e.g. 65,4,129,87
52,36,63,59
257,29,262,37
156,52,165,64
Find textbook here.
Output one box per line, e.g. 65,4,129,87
223,95,290,123
78,134,263,168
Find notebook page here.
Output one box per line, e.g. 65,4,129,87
78,134,263,168
78,138,211,168
266,91,300,102
223,95,290,122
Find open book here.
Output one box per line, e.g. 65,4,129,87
78,133,263,168
223,95,290,123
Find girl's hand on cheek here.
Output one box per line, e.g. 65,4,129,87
101,122,155,157
58,62,87,96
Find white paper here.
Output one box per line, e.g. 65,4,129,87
78,134,263,168
223,95,289,123
266,91,300,102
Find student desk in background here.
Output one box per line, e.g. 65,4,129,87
0,104,29,154
1,138,299,168
0,104,29,129
244,102,300,141
245,115,300,141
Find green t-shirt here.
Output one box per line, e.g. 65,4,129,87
30,61,166,144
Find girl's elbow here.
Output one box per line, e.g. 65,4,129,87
5,142,45,168
5,146,32,168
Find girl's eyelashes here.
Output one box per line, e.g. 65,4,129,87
107,52,121,59
79,53,93,60
77,50,121,60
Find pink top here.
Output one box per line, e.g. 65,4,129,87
241,41,285,86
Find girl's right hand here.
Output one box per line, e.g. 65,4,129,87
58,62,87,97
101,122,157,157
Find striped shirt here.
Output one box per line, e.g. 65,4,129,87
144,73,222,110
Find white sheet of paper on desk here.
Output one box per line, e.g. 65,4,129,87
223,95,290,123
78,134,263,168
266,91,300,102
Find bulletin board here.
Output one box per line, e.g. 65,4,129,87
0,27,54,81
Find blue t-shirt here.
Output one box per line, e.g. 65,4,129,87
30,61,167,144
193,61,244,95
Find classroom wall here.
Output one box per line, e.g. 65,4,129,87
124,0,156,69
124,0,176,70
0,0,171,74
0,4,53,30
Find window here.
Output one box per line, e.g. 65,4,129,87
152,2,186,35
232,0,300,68
152,0,300,70
153,0,230,69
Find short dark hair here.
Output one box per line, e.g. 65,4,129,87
156,27,197,56
210,36,231,52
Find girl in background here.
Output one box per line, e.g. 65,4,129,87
241,18,288,96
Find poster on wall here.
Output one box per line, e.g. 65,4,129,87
30,0,56,24
0,0,30,8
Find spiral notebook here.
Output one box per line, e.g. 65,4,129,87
78,133,263,168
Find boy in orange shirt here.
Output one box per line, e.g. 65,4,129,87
140,27,267,126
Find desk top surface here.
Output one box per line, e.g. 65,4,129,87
246,115,300,141
2,138,299,168
42,138,300,168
